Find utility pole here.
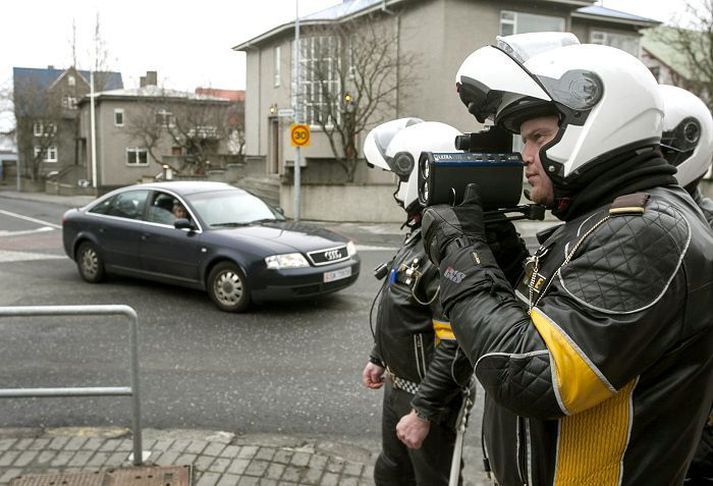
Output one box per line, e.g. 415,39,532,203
90,13,100,191
294,0,302,221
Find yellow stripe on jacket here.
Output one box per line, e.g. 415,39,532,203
432,319,455,343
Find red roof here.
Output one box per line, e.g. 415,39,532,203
194,88,245,102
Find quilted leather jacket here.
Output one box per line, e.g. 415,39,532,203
437,184,713,485
371,229,466,424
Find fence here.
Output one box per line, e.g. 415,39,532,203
0,305,143,466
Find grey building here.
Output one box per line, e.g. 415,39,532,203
233,0,658,222
77,75,242,191
12,66,123,189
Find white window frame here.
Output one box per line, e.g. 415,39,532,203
33,122,56,137
68,75,76,87
62,95,78,109
156,109,174,127
293,35,342,127
114,109,125,127
126,147,149,166
34,145,58,162
589,30,640,57
274,46,281,87
499,10,565,36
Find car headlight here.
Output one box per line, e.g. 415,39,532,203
265,253,310,269
347,241,357,257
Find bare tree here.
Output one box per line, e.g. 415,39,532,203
297,13,419,182
658,1,713,106
13,80,63,181
126,93,244,175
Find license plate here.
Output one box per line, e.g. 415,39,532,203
323,266,352,283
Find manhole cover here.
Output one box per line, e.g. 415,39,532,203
10,465,191,486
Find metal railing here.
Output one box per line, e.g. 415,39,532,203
0,304,143,466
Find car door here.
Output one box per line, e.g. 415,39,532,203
138,191,204,284
87,189,149,272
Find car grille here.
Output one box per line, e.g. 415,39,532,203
307,245,349,266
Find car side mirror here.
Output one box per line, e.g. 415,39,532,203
276,207,285,215
174,218,195,231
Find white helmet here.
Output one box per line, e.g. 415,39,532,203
659,84,713,187
455,39,663,188
363,118,463,212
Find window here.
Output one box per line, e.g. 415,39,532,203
62,95,78,109
34,145,58,162
156,109,174,126
89,190,149,220
126,148,148,166
68,75,76,87
274,46,281,87
590,31,640,57
293,35,341,126
33,122,56,137
500,11,565,36
114,109,124,127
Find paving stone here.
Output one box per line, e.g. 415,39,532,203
116,439,134,452
65,437,88,451
35,450,57,465
280,465,303,482
258,479,277,486
0,450,20,467
309,454,328,469
50,451,75,467
150,438,175,453
87,451,111,467
27,438,51,450
344,462,364,476
154,450,180,466
300,466,323,485
0,468,22,483
220,445,240,458
321,472,340,486
14,451,38,467
227,458,250,475
237,446,258,459
98,438,122,452
0,439,16,451
264,463,285,480
82,438,105,450
208,457,231,474
217,474,242,486
196,471,221,486
67,450,94,466
237,477,259,486
203,442,226,457
193,455,215,472
271,449,292,464
290,451,310,467
254,447,275,461
176,453,198,465
106,451,130,467
142,439,157,450
244,459,270,477
340,477,359,486
170,439,192,453
185,440,209,454
326,457,344,474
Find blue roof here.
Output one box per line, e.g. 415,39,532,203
574,5,659,25
12,66,123,91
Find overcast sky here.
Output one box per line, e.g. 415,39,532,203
0,0,693,97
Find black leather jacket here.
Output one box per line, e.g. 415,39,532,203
371,229,467,425
437,184,713,485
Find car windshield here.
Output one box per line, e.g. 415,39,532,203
185,190,285,227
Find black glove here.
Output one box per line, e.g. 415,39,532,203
485,221,529,287
422,183,485,265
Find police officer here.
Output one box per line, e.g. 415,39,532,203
422,38,713,485
659,84,713,485
361,118,473,485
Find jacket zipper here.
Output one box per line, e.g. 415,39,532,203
413,334,426,380
517,416,529,485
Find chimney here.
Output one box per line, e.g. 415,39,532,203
140,70,158,87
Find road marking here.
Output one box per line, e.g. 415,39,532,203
0,209,62,229
0,250,65,263
0,227,55,237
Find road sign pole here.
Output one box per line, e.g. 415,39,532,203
294,0,301,221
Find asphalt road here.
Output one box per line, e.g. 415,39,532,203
0,195,404,443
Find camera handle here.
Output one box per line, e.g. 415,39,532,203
483,204,546,224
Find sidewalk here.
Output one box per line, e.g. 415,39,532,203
0,427,491,485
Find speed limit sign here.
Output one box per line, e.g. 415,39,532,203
290,124,311,147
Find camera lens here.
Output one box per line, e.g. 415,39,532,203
421,181,429,203
421,157,430,178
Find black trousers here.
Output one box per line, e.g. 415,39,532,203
374,381,460,486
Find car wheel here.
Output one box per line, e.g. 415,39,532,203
76,241,105,283
207,262,250,312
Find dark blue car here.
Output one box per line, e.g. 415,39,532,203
62,181,360,312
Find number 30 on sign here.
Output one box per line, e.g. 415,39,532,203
290,124,310,147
